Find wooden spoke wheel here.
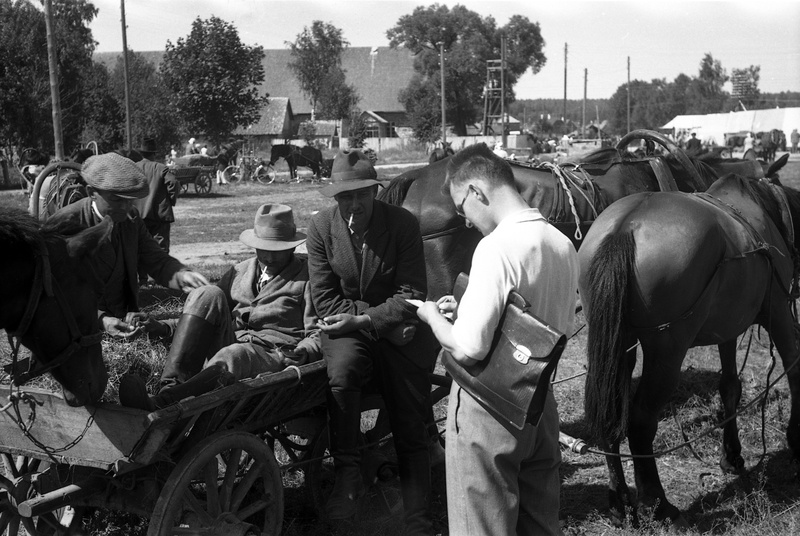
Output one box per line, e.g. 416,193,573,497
147,430,283,536
0,455,83,536
194,172,213,195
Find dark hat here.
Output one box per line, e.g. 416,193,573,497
319,150,380,197
82,152,149,199
239,204,307,251
138,137,158,155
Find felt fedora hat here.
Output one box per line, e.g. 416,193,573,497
239,204,307,251
319,150,380,197
138,137,158,155
82,152,149,199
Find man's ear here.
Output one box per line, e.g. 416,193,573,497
65,217,112,260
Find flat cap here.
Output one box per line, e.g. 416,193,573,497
81,152,149,199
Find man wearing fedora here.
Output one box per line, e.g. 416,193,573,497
306,150,437,533
48,152,210,338
120,203,321,411
133,137,179,258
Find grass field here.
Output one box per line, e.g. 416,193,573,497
2,156,800,535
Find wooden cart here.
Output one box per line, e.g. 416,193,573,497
170,155,216,196
0,361,329,535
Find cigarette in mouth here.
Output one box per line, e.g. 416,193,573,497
348,213,354,228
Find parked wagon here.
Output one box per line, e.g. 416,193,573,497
0,360,451,535
170,155,217,196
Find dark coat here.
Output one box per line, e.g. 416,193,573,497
307,200,434,368
134,160,178,224
48,198,186,318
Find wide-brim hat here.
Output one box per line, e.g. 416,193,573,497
320,150,380,197
138,137,158,155
239,204,307,251
82,152,149,199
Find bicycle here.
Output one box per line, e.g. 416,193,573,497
222,154,274,184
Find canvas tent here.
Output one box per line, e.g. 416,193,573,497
662,108,800,146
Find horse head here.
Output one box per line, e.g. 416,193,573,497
2,211,110,406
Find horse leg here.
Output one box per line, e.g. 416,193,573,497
761,304,800,464
718,338,745,473
629,336,690,527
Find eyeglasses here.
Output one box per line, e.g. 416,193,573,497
454,185,473,218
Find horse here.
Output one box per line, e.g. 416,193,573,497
269,144,322,181
428,141,454,164
378,130,790,301
578,174,800,526
1,208,111,406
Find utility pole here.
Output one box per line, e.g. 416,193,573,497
43,0,63,160
440,40,446,144
563,43,568,124
501,35,507,148
121,0,132,151
582,68,587,138
626,56,631,133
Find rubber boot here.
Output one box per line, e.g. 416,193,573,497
159,314,217,389
325,389,365,520
119,364,235,411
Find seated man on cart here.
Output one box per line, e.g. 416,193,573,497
119,203,322,411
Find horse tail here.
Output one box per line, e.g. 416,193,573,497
377,173,418,206
584,230,636,444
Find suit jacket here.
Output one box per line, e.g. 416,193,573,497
307,200,434,368
134,160,178,224
48,198,186,318
216,255,321,357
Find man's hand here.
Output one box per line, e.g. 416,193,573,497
124,312,170,338
385,320,417,346
101,315,140,339
317,314,369,335
281,346,309,367
175,270,210,293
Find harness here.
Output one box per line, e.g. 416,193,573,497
633,191,795,333
3,240,103,385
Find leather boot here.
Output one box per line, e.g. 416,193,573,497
119,364,235,411
398,450,434,535
159,313,217,389
325,389,365,520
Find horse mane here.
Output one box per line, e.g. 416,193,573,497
728,174,794,248
376,173,417,206
0,208,48,253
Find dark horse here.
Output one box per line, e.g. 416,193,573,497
378,130,789,301
269,144,322,181
579,174,800,526
1,208,110,405
428,141,454,164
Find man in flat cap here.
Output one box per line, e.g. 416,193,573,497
119,204,321,410
306,150,437,534
48,152,209,338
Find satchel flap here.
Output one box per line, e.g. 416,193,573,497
502,302,565,359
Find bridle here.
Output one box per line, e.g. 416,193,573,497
3,238,103,386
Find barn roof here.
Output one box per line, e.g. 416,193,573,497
94,46,416,115
233,98,292,136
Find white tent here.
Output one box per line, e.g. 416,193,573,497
663,108,800,145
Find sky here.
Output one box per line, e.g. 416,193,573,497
88,0,800,101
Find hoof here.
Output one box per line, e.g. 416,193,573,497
720,454,745,474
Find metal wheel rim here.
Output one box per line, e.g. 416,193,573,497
194,173,212,195
223,165,240,183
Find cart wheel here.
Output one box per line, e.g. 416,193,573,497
147,430,283,536
194,172,213,195
223,165,240,183
254,164,275,184
0,456,84,536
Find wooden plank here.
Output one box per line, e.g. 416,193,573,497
0,387,153,470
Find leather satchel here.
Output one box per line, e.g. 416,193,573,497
441,272,567,430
